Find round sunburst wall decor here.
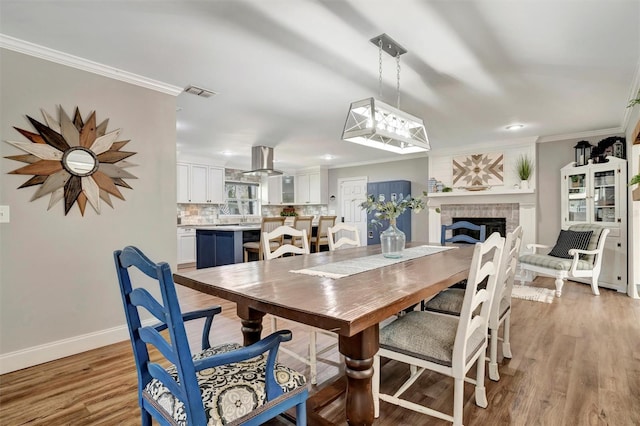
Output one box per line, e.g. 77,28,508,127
4,105,137,215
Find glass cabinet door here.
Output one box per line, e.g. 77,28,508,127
592,170,616,223
567,172,587,223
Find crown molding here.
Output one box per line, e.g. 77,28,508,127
537,127,624,143
0,34,183,96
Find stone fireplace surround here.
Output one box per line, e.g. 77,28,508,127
441,203,519,236
426,190,537,252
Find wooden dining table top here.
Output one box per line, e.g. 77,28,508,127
173,242,475,337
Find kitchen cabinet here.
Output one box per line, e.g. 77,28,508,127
267,175,295,205
560,156,627,292
196,228,261,268
295,167,328,204
177,162,224,204
177,227,196,265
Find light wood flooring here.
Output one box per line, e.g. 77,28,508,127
1,277,639,425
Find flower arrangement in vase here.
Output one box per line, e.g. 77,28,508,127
359,191,427,258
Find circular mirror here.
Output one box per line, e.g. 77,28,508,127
62,147,98,177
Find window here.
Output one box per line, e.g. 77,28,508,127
223,182,260,215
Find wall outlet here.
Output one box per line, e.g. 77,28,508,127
0,205,10,223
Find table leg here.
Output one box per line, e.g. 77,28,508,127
237,304,265,346
338,325,379,426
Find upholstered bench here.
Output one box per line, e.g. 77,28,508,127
519,224,609,297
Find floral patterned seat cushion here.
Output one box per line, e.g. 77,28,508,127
143,343,307,426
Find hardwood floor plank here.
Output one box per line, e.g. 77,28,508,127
1,277,639,425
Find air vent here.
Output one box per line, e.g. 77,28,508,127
184,85,217,98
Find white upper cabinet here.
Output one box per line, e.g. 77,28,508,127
295,167,328,204
177,162,224,204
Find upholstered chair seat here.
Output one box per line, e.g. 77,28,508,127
144,343,307,426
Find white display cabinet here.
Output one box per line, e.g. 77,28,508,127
560,156,627,292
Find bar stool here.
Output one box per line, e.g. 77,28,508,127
243,216,285,262
310,215,336,252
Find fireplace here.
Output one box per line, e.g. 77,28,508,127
452,217,507,240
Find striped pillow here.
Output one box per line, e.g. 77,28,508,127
548,230,593,259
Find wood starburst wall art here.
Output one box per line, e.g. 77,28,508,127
4,106,137,215
452,152,503,188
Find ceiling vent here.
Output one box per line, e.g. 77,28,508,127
243,146,283,176
184,85,217,98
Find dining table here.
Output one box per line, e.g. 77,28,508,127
173,241,475,426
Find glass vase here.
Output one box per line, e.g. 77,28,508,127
380,219,406,258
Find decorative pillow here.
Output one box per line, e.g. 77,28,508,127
548,230,593,259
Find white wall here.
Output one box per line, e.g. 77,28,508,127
625,106,640,299
328,156,429,241
0,49,178,372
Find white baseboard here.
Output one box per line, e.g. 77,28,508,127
0,319,154,375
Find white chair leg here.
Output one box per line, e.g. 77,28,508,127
474,355,488,408
373,355,380,418
489,328,500,381
453,377,465,426
309,331,317,385
590,277,600,296
502,313,512,359
554,276,564,297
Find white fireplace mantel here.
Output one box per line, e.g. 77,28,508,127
427,190,537,253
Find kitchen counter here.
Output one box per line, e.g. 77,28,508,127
178,224,261,231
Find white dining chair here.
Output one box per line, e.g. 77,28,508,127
373,232,505,426
423,226,523,381
327,223,361,251
262,225,337,385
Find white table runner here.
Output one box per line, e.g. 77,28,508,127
289,245,456,279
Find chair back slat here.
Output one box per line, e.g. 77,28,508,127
114,246,208,425
441,220,487,245
328,223,361,251
263,226,310,259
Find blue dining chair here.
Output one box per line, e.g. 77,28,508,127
114,246,308,426
441,221,487,245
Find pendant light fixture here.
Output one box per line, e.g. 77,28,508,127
342,33,429,154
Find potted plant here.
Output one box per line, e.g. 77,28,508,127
515,154,534,189
630,173,640,201
360,191,427,258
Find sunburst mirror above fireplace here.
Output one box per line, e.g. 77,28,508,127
4,105,137,216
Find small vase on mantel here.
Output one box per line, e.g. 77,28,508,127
380,218,406,258
520,180,530,190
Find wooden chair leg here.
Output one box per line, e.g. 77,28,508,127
244,249,248,262
373,355,381,418
453,377,465,426
554,275,564,297
489,328,500,381
590,277,600,296
296,401,307,426
309,331,317,385
474,355,488,408
503,313,512,358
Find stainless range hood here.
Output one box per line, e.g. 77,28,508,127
242,146,283,176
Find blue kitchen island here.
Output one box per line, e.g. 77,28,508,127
195,224,261,268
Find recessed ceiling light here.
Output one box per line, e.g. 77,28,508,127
505,124,524,130
221,150,233,156
322,154,334,160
